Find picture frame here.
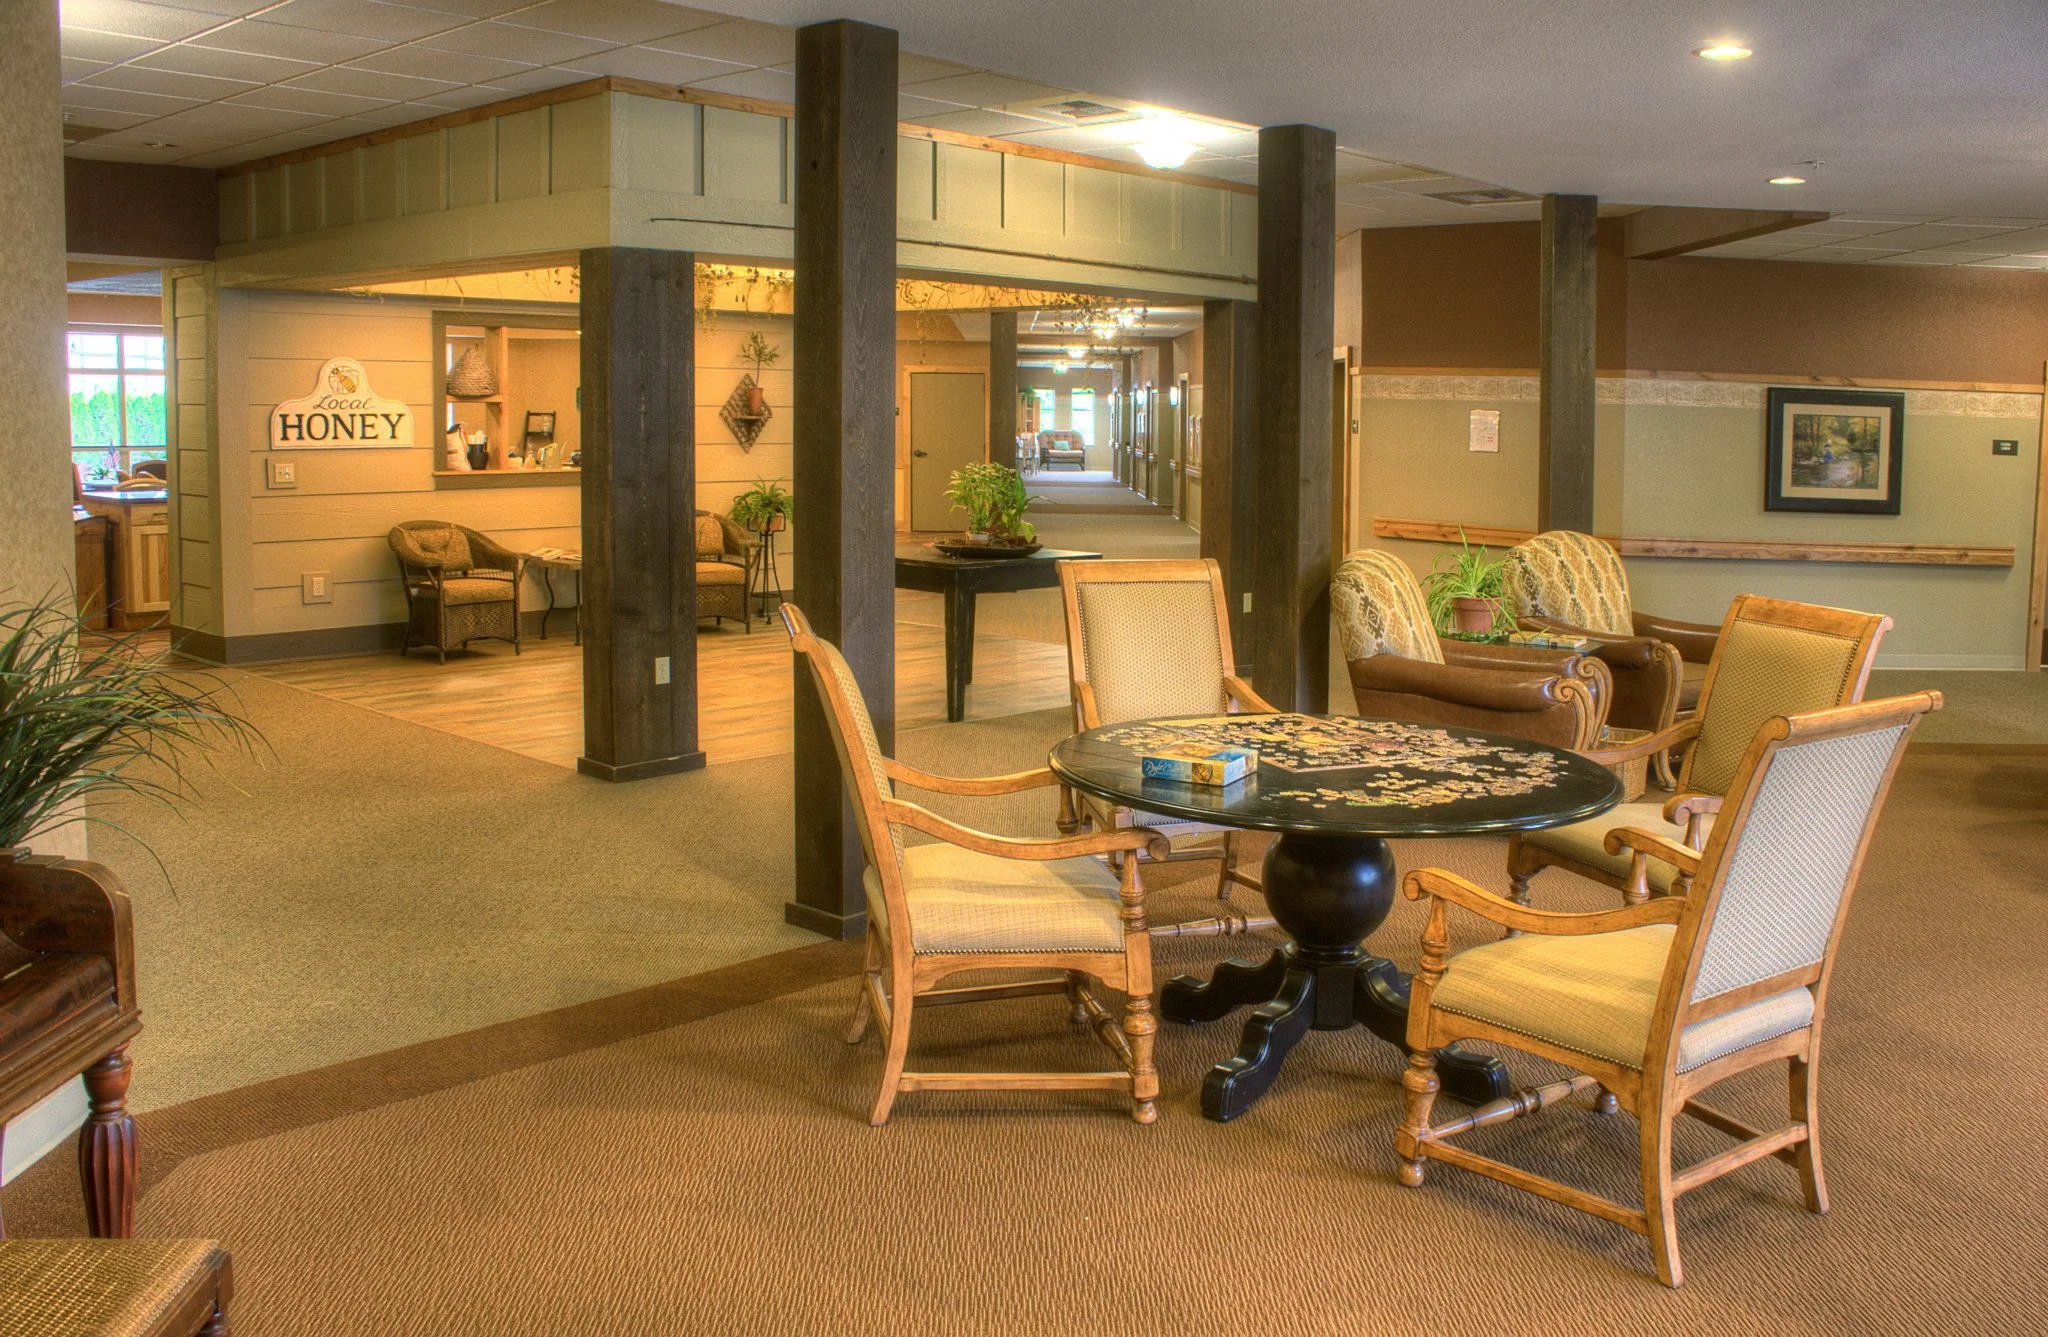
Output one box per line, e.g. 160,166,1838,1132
1765,387,1905,515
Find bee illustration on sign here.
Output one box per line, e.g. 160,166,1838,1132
270,358,413,449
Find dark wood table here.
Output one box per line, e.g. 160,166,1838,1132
894,545,1101,722
1050,712,1622,1122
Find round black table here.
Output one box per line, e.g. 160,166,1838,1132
1049,713,1623,1122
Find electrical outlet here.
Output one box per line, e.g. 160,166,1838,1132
301,571,331,604
1242,592,1253,613
267,458,297,488
1993,438,2020,456
654,656,672,685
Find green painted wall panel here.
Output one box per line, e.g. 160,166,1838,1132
1002,154,1063,234
321,150,359,228
897,136,934,221
936,142,1000,229
284,161,321,235
702,105,783,204
360,140,401,222
446,120,495,209
495,107,550,201
550,93,613,194
1125,174,1173,247
614,94,695,194
250,167,283,239
217,174,251,244
1064,165,1119,242
401,132,445,216
1176,183,1226,258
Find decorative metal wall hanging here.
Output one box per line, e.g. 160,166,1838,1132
720,374,771,450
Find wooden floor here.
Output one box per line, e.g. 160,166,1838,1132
247,613,1073,770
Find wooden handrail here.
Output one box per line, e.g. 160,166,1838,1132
1370,517,2015,568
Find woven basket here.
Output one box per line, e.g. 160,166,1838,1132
1598,725,1649,802
447,345,499,398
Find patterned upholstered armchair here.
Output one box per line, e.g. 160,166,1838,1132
1508,594,1890,906
1058,558,1276,938
693,511,754,631
1331,549,1611,751
389,521,524,662
785,604,1167,1126
1396,691,1940,1287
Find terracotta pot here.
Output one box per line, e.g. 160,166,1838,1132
746,384,766,416
1450,596,1501,635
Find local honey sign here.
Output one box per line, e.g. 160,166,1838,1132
270,358,414,448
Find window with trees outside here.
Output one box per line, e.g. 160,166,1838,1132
68,330,167,487
1069,389,1096,448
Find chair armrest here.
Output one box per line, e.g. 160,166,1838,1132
1222,675,1278,714
1583,716,1699,766
1439,638,1576,672
1631,611,1720,663
1352,655,1566,715
1662,793,1721,849
883,799,1170,863
1603,826,1702,874
467,533,523,571
1403,866,1685,935
0,855,137,1008
883,758,1060,796
1514,618,1666,671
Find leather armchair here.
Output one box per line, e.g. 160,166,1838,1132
1333,550,1611,751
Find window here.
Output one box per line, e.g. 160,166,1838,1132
1069,389,1096,448
68,330,167,486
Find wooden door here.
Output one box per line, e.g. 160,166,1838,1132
908,371,987,532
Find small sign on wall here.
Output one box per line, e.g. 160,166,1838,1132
1468,408,1500,453
270,358,413,449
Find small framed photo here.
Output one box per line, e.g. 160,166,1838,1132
1765,387,1904,515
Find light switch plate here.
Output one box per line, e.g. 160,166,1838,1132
654,656,672,685
267,458,298,488
301,571,331,604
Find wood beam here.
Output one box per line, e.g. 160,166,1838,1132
988,311,1018,472
577,246,702,781
788,19,898,939
1251,124,1336,712
1201,299,1257,662
1624,206,1829,260
1538,193,1598,534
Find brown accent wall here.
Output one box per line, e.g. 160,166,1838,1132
65,160,217,263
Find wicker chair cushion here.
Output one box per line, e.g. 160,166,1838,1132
894,842,1125,955
1073,579,1228,725
696,561,745,586
695,515,725,560
1690,618,1864,795
1523,800,1714,894
410,525,472,572
0,1239,224,1337
1332,549,1443,664
438,576,517,607
1503,530,1633,636
1433,925,1815,1072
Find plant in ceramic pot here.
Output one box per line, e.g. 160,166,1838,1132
738,332,779,417
944,462,1039,545
729,478,793,534
0,596,258,865
1420,530,1514,636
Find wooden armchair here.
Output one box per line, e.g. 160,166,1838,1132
1509,594,1890,906
1395,692,1940,1286
1331,549,1612,751
0,854,142,1240
785,605,1168,1126
693,511,755,631
1057,558,1276,938
388,521,525,662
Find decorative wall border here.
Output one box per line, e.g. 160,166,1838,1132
1371,516,2015,568
1358,373,2042,418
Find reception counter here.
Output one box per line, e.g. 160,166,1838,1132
78,488,171,630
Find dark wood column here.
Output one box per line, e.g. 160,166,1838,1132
1201,298,1257,663
577,246,702,782
988,311,1018,471
1539,193,1598,533
788,18,898,939
1251,124,1336,712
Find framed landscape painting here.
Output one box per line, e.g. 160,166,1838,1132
1765,387,1905,515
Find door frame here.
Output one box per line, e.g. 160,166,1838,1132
898,364,990,534
1333,345,1357,557
2028,357,2048,669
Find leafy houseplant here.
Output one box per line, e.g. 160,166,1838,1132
0,596,257,862
1420,530,1515,636
738,332,779,417
944,463,1039,544
729,478,793,534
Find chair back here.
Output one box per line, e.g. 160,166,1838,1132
1504,530,1634,636
1058,559,1238,727
1655,694,1937,1061
389,520,474,575
1682,595,1890,796
1331,549,1444,665
131,459,168,481
780,605,906,929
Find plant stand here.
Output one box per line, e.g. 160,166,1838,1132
749,528,784,616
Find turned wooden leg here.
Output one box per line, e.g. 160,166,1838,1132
869,987,912,1127
1064,971,1090,1027
1055,784,1080,837
1394,1049,1442,1187
1124,992,1158,1125
845,930,879,1044
1641,1108,1684,1288
1213,831,1238,906
1593,1084,1621,1115
198,1302,228,1336
1791,1054,1829,1214
81,1046,137,1239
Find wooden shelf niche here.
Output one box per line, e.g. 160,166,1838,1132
432,310,582,489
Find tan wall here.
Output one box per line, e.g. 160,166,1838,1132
503,335,582,459
66,292,163,327
698,312,794,524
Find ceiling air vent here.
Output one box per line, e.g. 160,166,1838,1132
1426,187,1540,206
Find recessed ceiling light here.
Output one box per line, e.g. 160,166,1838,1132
1134,136,1195,170
1769,175,1807,186
1695,42,1753,61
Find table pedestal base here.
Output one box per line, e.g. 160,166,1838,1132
1159,831,1511,1122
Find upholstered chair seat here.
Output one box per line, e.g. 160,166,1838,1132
0,1239,231,1336
882,844,1128,955
1521,802,1713,896
694,510,755,630
388,521,524,662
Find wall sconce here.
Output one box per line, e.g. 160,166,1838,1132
1168,386,1181,407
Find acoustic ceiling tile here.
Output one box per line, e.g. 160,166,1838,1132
898,53,977,85
134,43,322,82
61,85,205,117
902,71,1074,109
226,85,388,117
189,18,385,62
258,0,469,42
285,65,462,99
481,66,604,94
417,21,616,64
59,28,160,62
501,0,723,44
346,45,539,83
61,57,112,84
898,92,971,120
58,1,221,42
660,19,796,67
687,66,796,101
406,85,524,110
569,46,744,84
74,63,260,100
906,107,1066,137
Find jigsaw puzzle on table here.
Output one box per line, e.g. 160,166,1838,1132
1097,714,1566,810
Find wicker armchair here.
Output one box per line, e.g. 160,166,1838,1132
694,511,754,631
389,521,525,662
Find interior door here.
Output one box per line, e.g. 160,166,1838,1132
909,371,987,532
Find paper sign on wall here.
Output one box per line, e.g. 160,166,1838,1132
1468,408,1500,453
270,358,413,449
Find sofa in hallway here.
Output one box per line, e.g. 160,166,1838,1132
1036,430,1087,470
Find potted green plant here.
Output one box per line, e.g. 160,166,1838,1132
1420,530,1514,635
0,596,257,865
738,332,779,417
944,462,1039,545
729,478,793,534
